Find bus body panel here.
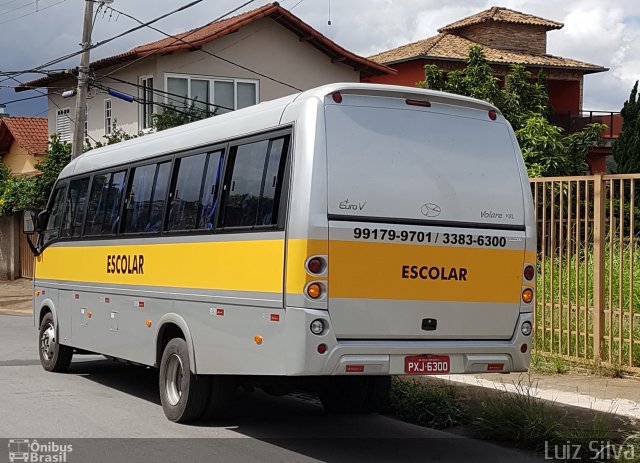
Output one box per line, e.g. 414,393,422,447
32,83,535,378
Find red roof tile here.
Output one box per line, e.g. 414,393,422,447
0,117,48,156
19,2,394,91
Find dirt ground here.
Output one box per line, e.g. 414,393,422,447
0,278,33,316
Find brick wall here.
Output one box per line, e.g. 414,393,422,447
457,23,548,54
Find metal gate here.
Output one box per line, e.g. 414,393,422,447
531,174,640,371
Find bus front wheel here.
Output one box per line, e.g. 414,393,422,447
38,312,73,372
159,338,209,422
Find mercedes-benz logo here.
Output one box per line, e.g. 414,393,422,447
421,203,441,217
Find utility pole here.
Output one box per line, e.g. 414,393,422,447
71,0,95,159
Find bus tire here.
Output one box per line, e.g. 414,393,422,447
38,312,73,372
361,376,391,413
159,338,209,423
204,375,236,419
319,376,368,414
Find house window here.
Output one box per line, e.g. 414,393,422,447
104,99,112,135
139,76,154,130
165,74,258,115
55,108,71,142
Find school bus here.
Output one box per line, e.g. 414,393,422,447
24,83,536,422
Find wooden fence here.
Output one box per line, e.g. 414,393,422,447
531,174,640,371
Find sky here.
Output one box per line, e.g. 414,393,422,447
1,0,639,116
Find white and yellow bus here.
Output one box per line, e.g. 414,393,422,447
25,83,536,422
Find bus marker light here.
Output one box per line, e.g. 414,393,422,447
522,288,534,304
332,92,343,103
488,110,497,121
74,294,79,300
254,335,263,345
307,283,322,299
146,319,152,328
87,311,93,318
104,297,110,304
521,343,528,353
216,308,224,316
346,365,364,373
34,290,40,296
270,314,280,322
487,363,504,371
317,343,327,354
405,99,431,107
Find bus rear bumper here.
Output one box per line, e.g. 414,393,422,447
291,309,532,376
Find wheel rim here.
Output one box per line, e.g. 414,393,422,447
165,353,184,406
40,322,56,361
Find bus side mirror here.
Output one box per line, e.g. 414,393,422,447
36,210,49,233
23,211,36,235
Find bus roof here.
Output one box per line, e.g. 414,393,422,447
59,83,500,179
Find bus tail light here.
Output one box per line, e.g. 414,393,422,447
317,343,327,354
306,256,326,275
332,92,343,103
522,288,534,304
523,264,535,281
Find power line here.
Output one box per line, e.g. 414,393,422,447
103,2,302,92
1,0,209,86
0,0,35,17
100,75,235,112
0,0,66,26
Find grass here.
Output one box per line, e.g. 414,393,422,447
389,377,635,462
387,377,466,429
530,349,626,378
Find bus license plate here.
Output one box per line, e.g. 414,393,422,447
404,355,450,374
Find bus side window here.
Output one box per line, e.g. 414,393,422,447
168,153,208,231
198,150,224,230
219,136,288,229
61,177,90,239
41,184,67,246
84,170,127,236
123,162,171,234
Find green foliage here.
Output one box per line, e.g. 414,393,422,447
33,133,71,207
0,175,40,215
152,103,213,132
612,81,640,173
388,378,466,428
0,163,10,185
419,46,603,177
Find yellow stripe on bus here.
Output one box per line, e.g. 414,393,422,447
328,240,525,303
36,240,285,293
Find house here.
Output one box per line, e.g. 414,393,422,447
364,6,617,173
0,117,48,176
17,2,394,143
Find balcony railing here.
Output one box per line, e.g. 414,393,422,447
549,111,622,140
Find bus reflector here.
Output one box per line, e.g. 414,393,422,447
332,92,343,103
270,314,280,322
521,343,528,353
345,365,364,373
487,363,504,371
522,288,534,304
216,308,224,316
405,99,431,107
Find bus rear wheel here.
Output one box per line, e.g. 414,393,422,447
38,312,73,372
159,338,209,422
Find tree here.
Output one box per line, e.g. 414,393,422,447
419,46,605,177
612,81,640,173
152,103,213,132
0,134,71,214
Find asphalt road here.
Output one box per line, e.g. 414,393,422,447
0,314,545,463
